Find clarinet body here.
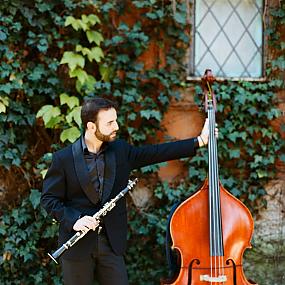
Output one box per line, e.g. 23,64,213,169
48,178,138,264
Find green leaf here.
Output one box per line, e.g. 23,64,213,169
85,14,101,26
270,8,285,17
174,12,186,25
29,189,41,209
0,96,9,106
0,83,12,94
74,45,103,63
45,115,64,128
65,16,75,26
36,105,53,118
228,131,239,143
42,224,58,238
0,102,7,113
11,208,27,225
89,47,104,62
248,107,257,115
248,194,256,201
140,110,162,121
111,35,124,44
280,154,285,163
257,170,267,178
60,51,85,71
254,155,263,164
36,105,61,126
40,169,48,179
146,12,158,20
75,44,84,52
235,92,246,104
272,56,285,70
60,127,81,143
66,106,82,127
229,149,240,158
230,188,241,197
69,67,88,84
128,113,136,121
60,93,80,109
270,79,284,87
76,74,97,93
65,16,81,30
86,31,104,45
76,45,92,57
99,65,111,82
0,31,7,41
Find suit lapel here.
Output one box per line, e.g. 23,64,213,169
72,138,100,205
101,148,116,204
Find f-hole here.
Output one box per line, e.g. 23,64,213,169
188,259,200,285
227,258,237,285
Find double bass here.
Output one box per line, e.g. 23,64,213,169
162,70,257,285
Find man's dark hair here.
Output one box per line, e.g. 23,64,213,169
81,97,118,130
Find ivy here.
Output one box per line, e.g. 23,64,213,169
0,1,94,283
0,0,91,169
0,0,284,284
265,1,285,87
36,93,82,143
36,12,107,144
0,189,60,284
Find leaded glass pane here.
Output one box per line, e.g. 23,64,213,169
192,0,263,78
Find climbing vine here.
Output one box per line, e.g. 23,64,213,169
265,1,285,88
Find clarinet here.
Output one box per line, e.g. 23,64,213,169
48,178,138,264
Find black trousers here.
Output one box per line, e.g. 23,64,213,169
61,233,128,285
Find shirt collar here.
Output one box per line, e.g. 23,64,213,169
81,136,108,154
81,136,89,154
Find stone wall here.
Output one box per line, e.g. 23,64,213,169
254,180,285,241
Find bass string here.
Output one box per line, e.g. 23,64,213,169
208,102,225,281
211,107,224,279
213,106,225,281
209,105,217,279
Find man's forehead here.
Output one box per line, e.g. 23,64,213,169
97,108,117,121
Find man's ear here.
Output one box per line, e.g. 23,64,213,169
86,121,96,131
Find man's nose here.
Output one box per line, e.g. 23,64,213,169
113,122,119,131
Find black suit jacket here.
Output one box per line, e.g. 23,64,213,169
41,137,196,260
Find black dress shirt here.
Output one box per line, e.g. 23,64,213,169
81,137,108,202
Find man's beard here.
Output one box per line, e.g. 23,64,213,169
95,128,116,142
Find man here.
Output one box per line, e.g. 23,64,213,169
41,97,211,285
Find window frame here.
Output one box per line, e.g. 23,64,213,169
186,0,267,82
